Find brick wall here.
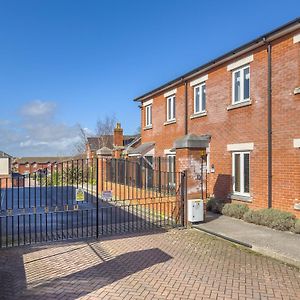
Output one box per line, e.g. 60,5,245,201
140,30,300,217
272,33,300,214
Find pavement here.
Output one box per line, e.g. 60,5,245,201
0,228,299,299
193,212,300,268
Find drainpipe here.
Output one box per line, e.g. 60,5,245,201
267,42,272,209
184,81,188,135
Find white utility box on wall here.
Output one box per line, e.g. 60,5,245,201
188,199,204,222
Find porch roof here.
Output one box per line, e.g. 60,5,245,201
128,142,155,156
174,134,211,149
96,146,112,156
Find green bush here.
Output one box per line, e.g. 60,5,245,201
243,208,295,231
206,198,224,214
259,209,295,231
293,219,300,234
243,209,262,224
221,203,249,219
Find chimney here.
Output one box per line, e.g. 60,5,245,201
113,123,123,148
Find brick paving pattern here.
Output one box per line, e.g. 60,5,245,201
0,229,299,300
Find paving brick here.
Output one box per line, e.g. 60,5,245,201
0,229,299,299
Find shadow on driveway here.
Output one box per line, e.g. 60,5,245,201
0,231,172,299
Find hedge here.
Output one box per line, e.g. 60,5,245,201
206,201,300,233
294,219,300,234
243,208,295,231
206,198,224,214
221,203,249,219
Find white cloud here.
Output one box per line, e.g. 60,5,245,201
0,100,85,157
20,100,56,118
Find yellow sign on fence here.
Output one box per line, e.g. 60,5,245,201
199,149,206,157
76,188,85,201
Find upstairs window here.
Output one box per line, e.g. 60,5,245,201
145,104,152,127
232,65,250,104
167,95,176,121
194,83,206,114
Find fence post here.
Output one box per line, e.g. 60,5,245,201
158,157,161,194
96,157,99,239
180,170,187,227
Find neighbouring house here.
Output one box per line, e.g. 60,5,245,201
85,123,141,159
133,18,300,217
13,156,72,175
0,151,13,188
0,151,12,177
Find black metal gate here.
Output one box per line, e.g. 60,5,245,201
0,158,185,248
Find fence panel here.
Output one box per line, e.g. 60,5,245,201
0,157,185,248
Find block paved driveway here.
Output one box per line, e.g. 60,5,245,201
0,229,299,300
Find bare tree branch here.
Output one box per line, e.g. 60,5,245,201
73,124,88,155
95,115,116,148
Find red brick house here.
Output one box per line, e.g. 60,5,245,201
13,157,71,175
133,18,300,217
85,123,141,159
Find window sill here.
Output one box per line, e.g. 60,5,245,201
227,99,252,111
164,119,176,126
190,111,207,119
143,125,153,131
294,203,300,211
294,87,300,95
230,193,252,202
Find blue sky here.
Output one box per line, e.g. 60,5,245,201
0,0,299,156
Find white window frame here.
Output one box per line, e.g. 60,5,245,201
194,82,206,114
167,154,176,186
232,65,250,105
166,95,176,121
232,151,250,196
145,104,152,127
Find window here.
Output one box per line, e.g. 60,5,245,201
145,104,152,127
232,65,250,104
167,154,176,185
144,155,154,188
166,95,176,121
194,83,206,114
232,152,250,196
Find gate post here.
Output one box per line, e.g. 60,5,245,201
158,157,161,194
180,170,187,226
96,157,99,239
174,134,210,225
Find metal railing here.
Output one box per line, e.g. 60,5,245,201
0,158,185,248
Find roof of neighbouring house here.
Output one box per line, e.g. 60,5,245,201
87,136,114,151
0,151,13,158
13,157,72,164
133,17,300,102
87,134,140,151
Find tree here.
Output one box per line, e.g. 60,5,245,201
95,115,116,148
74,124,88,155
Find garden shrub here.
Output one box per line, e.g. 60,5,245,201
258,209,295,231
221,203,249,219
243,208,295,231
206,198,224,214
243,209,262,224
293,219,300,234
